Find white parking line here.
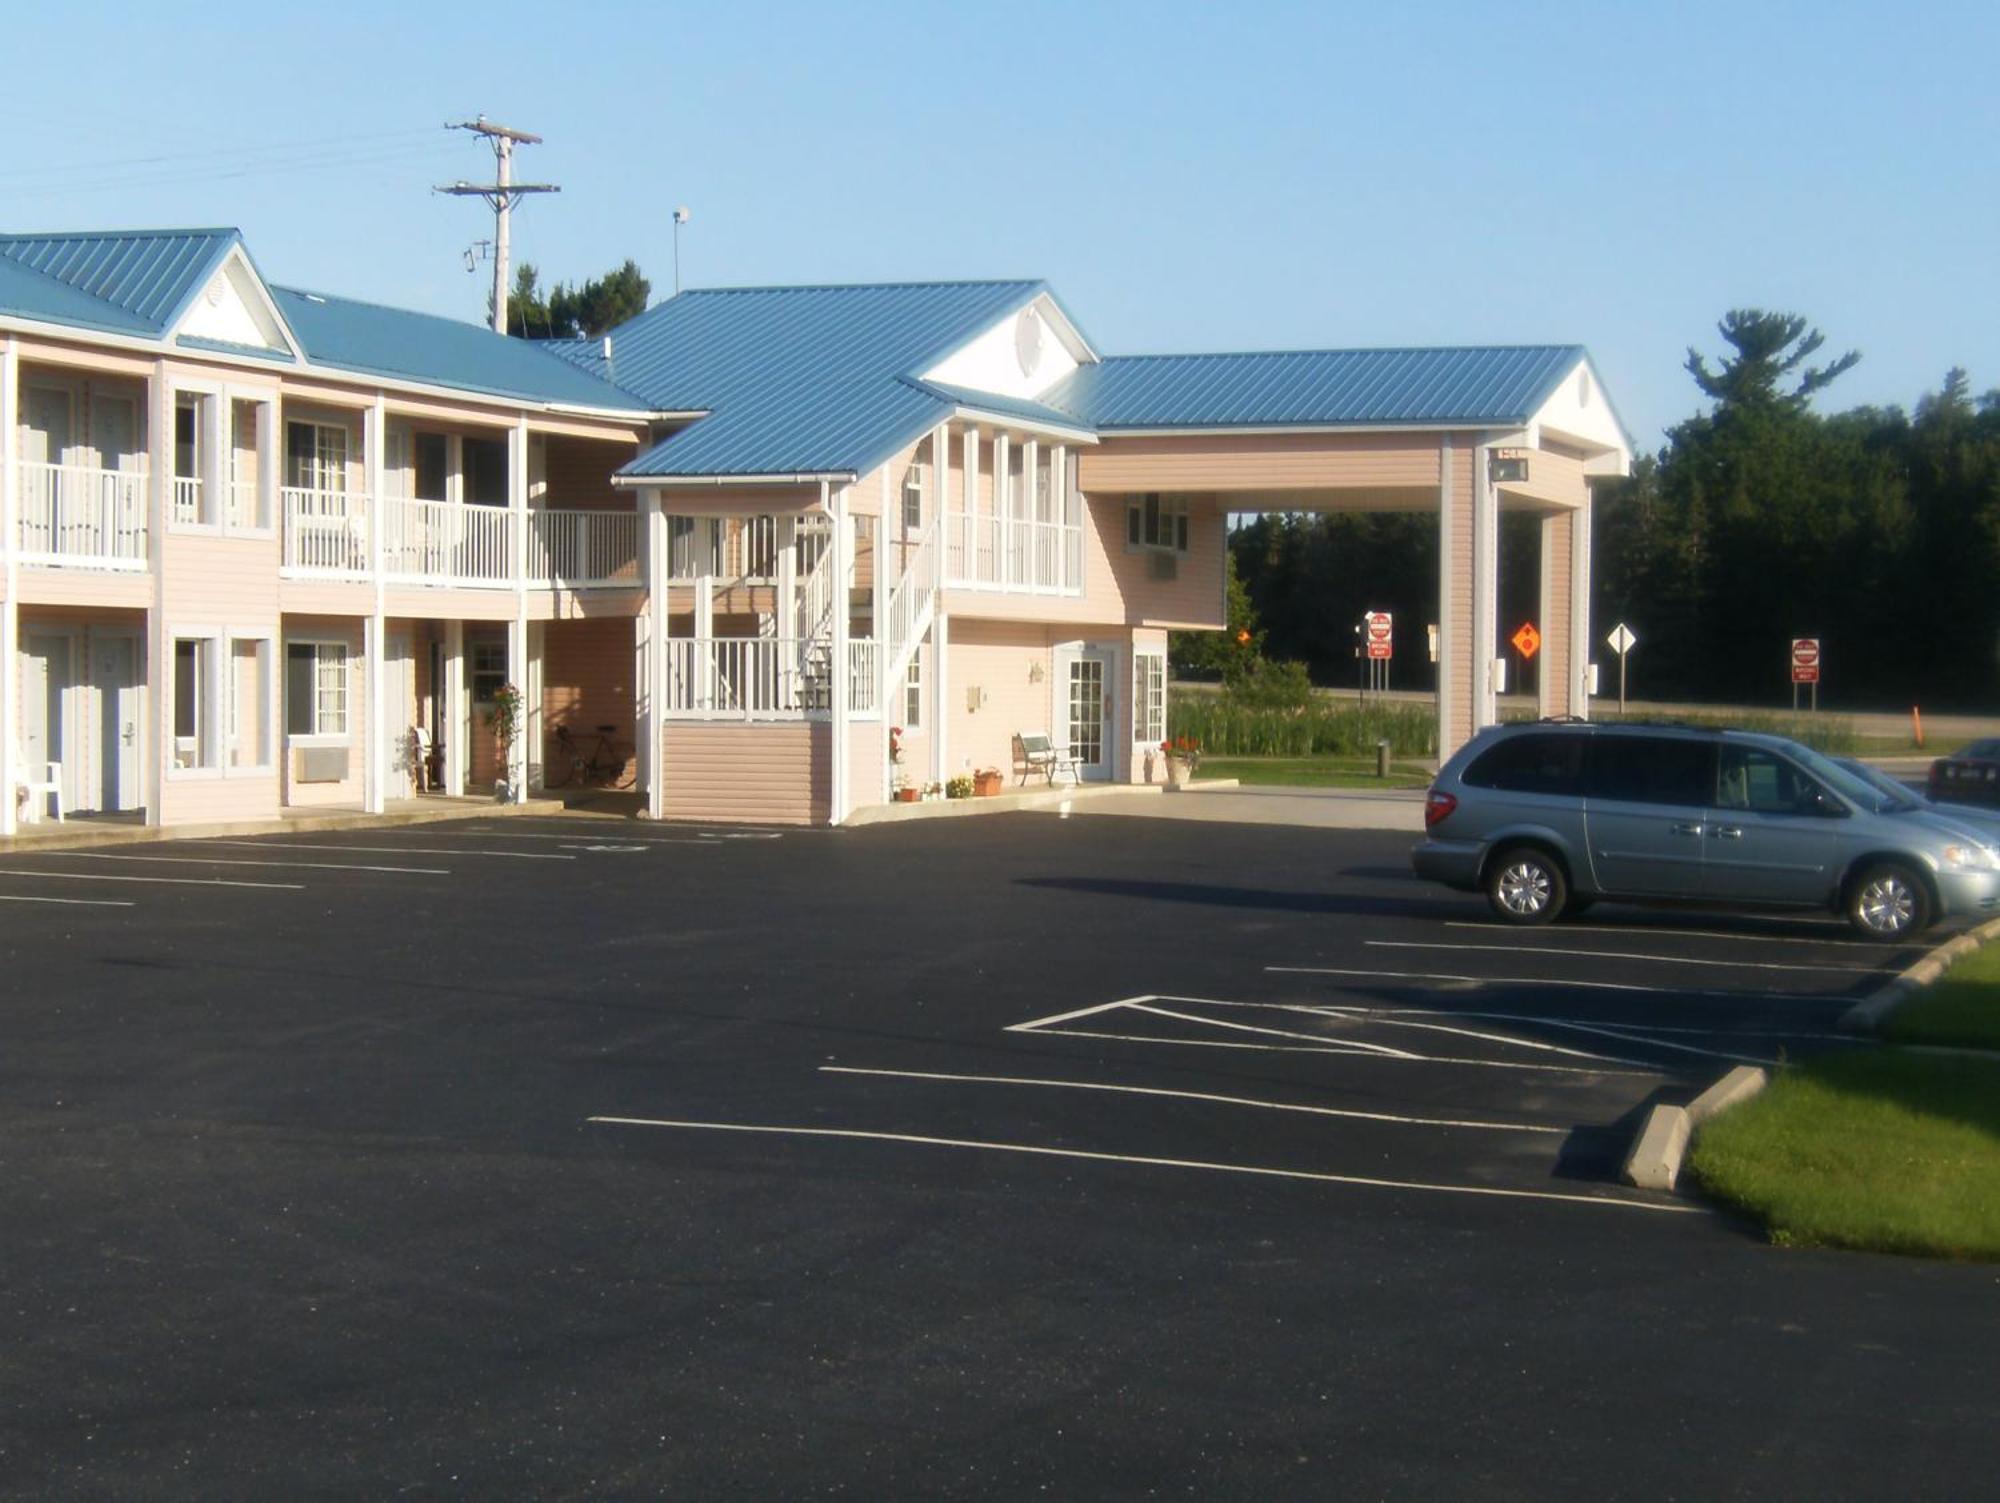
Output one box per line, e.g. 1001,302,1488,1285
1159,995,1661,1068
1017,1026,1662,1077
1444,920,1884,950
204,840,571,861
1267,965,1853,1004
1369,939,1884,975
1337,1006,1859,1044
1310,1004,1774,1067
1125,1000,1421,1058
0,893,136,907
55,851,451,876
587,1117,1698,1214
820,1065,1567,1134
1008,997,1152,1032
0,868,301,890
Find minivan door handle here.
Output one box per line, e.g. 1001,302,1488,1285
1712,825,1744,840
1670,822,1705,837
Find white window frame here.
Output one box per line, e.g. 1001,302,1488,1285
902,452,926,534
1134,652,1166,745
285,638,352,746
170,387,224,534
903,651,923,731
287,419,352,494
225,630,278,777
1126,493,1190,555
469,640,509,706
168,627,225,778
225,395,277,536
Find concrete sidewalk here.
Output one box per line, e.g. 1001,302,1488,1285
0,794,585,855
1064,781,1426,832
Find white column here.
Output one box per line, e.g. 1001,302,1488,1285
506,615,528,799
525,619,545,793
1435,436,1458,758
930,612,949,785
362,398,387,813
144,360,170,827
443,619,466,795
964,426,981,584
1571,498,1593,720
642,489,667,819
828,481,849,825
1471,439,1499,732
507,418,530,802
994,433,1011,591
0,336,17,837
1537,515,1556,721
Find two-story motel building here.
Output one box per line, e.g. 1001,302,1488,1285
0,229,1629,832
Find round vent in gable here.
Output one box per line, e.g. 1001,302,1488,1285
1014,308,1045,378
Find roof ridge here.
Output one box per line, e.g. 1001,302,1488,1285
673,277,1044,298
0,227,239,244
1095,343,1583,364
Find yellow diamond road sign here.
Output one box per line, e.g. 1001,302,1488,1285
1511,622,1541,659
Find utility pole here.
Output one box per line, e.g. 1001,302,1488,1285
436,117,559,334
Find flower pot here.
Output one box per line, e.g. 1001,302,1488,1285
895,787,921,803
1164,757,1193,789
973,770,1003,797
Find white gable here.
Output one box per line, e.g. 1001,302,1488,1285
1528,358,1631,475
174,247,294,354
920,292,1093,403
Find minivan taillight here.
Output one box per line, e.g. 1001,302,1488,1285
1424,789,1458,829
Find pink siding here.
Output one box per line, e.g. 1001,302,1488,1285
663,721,827,825
943,620,1056,782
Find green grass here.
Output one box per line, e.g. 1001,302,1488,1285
1885,943,2000,1052
1195,756,1432,789
1690,1049,2000,1260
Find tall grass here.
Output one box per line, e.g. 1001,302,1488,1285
1594,709,1860,754
1168,696,1438,757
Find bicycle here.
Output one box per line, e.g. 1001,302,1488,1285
548,723,636,790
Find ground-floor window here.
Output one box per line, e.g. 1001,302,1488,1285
172,632,222,770
286,641,350,738
903,652,923,730
470,640,508,705
1134,652,1166,744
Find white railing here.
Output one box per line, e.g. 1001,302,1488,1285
282,487,370,577
172,476,203,526
666,637,833,719
879,526,937,699
16,462,150,570
228,479,263,530
528,508,641,588
849,640,880,716
941,513,1083,594
379,496,513,587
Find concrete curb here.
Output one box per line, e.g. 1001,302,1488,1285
1839,912,2000,1035
1620,1065,1770,1192
1172,779,1241,792
842,782,1158,828
0,797,571,855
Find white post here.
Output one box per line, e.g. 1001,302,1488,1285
0,335,17,837
964,426,981,585
508,418,530,801
443,619,466,796
642,489,667,820
931,612,949,785
1571,500,1592,720
1472,439,1498,732
1435,435,1457,758
1537,513,1556,721
1023,438,1039,588
144,360,170,826
525,619,545,793
363,398,387,813
995,433,1011,591
506,615,528,800
829,482,849,825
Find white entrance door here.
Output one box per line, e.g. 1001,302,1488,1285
20,632,73,816
88,634,142,813
386,632,416,797
1056,644,1117,781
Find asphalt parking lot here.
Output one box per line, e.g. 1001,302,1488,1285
4,810,1998,1497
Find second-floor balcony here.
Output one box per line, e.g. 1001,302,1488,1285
665,636,880,720
280,489,642,589
941,513,1083,595
16,461,150,571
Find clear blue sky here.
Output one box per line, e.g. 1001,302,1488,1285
8,1,1995,447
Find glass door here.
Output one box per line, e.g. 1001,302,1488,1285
1059,648,1113,781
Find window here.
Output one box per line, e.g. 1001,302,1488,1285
470,641,508,706
1463,733,1586,796
286,421,350,492
1585,735,1714,807
1135,653,1166,743
414,432,450,502
463,435,509,506
1126,494,1189,553
285,641,349,738
904,653,923,731
228,636,274,771
902,455,925,533
173,395,213,526
668,516,721,579
1717,746,1822,816
172,634,222,771
229,400,269,530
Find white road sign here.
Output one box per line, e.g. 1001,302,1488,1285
1606,623,1637,656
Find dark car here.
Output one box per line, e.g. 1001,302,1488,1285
1927,738,2000,807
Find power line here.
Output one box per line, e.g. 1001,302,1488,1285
3,141,455,200
435,116,559,335
0,127,441,185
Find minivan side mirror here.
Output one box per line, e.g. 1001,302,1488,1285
1806,786,1850,818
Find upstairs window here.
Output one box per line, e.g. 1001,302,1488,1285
1127,493,1189,553
286,422,350,493
902,449,926,533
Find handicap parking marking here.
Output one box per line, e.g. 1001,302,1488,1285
204,839,574,861
819,1065,1569,1135
588,1115,1700,1215
1368,938,1889,975
54,850,453,876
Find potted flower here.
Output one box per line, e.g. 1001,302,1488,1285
1161,735,1200,788
946,774,974,800
487,682,524,801
972,767,1003,797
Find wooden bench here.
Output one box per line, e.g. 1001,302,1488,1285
1013,732,1078,787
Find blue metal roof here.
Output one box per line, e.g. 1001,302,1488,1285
0,228,240,333
610,280,1046,478
1043,345,1588,429
270,286,651,412
906,378,1096,437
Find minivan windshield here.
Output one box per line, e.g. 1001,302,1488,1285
1835,757,1927,812
1786,741,1899,812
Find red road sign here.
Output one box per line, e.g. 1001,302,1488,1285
1366,611,1393,660
1792,638,1821,684
1511,622,1541,660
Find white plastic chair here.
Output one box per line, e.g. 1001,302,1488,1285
15,746,63,823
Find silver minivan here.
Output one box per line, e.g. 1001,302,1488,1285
1411,722,2000,940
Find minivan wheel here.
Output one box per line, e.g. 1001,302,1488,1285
1846,862,1932,942
1486,846,1567,926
